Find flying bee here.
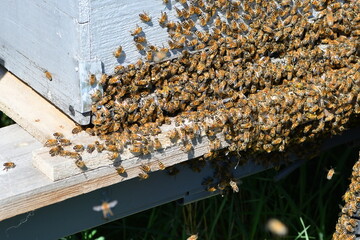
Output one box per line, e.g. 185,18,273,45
158,11,168,25
266,218,288,237
138,172,149,180
44,139,58,147
93,200,118,219
3,161,16,171
72,125,82,134
229,180,239,193
187,234,198,240
53,132,64,139
207,186,217,192
73,144,85,152
327,168,335,180
139,11,151,22
49,146,63,157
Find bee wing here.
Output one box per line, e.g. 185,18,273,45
108,200,118,208
93,205,103,212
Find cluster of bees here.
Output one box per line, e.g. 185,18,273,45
44,0,359,192
333,152,360,240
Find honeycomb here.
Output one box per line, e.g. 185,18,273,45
44,0,359,191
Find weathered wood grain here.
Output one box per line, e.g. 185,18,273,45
0,0,193,124
0,124,231,222
0,66,76,144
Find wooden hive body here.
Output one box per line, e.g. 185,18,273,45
0,0,176,124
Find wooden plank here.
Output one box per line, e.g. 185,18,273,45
0,0,86,123
0,66,76,144
1,124,255,223
33,125,229,181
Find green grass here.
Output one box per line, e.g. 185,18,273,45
61,143,358,240
0,112,14,128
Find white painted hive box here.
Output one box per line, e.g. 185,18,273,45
0,0,175,124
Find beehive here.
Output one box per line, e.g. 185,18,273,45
30,0,359,186
0,0,187,124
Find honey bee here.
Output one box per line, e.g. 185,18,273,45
75,159,87,170
138,172,149,179
44,71,52,81
72,125,82,134
140,164,151,172
44,139,58,147
53,132,64,139
116,166,126,174
93,200,118,219
187,234,198,240
3,161,16,171
96,143,105,153
158,11,168,25
229,180,239,193
86,144,95,153
88,74,97,86
167,129,179,141
157,160,165,170
113,46,123,58
134,36,146,43
73,144,85,152
108,152,119,160
139,12,151,22
209,138,221,151
266,218,288,237
207,186,217,192
153,138,162,150
135,43,145,51
68,152,82,161
146,51,153,62
49,146,63,156
130,25,143,36
327,168,335,180
181,141,193,152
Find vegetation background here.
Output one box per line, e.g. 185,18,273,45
0,111,358,240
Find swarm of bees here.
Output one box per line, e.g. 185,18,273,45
44,0,359,196
333,152,360,240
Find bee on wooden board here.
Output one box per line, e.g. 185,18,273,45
75,159,87,170
139,11,151,22
3,161,16,171
49,146,63,157
53,132,64,139
138,172,149,180
72,125,82,134
44,71,52,81
130,25,143,36
73,144,85,152
44,139,58,147
113,46,123,58
116,166,126,174
93,200,118,219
